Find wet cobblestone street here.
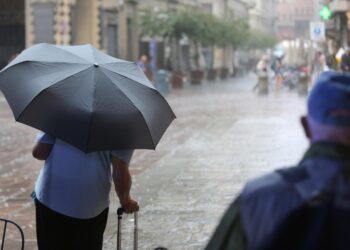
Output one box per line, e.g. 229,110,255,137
0,73,308,249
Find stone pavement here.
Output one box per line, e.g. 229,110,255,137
103,74,308,250
0,73,308,249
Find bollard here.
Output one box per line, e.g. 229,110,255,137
258,71,269,95
297,72,309,96
155,69,170,95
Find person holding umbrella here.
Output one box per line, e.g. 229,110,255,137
32,133,138,250
0,43,176,250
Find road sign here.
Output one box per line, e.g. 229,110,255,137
310,21,325,41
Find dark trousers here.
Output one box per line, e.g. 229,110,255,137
35,199,109,250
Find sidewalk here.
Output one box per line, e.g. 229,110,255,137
103,73,308,249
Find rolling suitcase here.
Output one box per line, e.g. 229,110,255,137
117,207,138,250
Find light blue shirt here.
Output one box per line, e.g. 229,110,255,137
34,133,133,219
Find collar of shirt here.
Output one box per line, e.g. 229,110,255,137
302,141,350,162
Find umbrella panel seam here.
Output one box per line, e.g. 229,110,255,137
52,44,94,64
16,65,93,122
2,44,93,73
85,70,98,152
100,63,155,90
100,68,156,149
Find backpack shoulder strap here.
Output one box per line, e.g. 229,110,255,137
276,166,309,184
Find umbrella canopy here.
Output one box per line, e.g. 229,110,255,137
273,49,285,58
0,43,175,152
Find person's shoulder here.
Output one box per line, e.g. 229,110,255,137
242,171,284,197
241,166,304,200
239,167,306,248
239,166,305,224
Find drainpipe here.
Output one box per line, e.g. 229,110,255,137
342,12,349,47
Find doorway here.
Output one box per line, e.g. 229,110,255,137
0,0,25,68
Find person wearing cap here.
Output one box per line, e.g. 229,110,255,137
206,71,350,250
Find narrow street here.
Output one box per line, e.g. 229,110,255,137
0,73,308,249
103,74,308,249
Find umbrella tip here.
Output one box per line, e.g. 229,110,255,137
94,63,99,67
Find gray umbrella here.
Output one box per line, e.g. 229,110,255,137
0,43,175,152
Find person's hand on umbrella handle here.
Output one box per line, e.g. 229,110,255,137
120,197,139,214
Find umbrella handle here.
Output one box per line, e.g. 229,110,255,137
117,207,124,216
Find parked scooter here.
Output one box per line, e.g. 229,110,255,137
282,67,299,90
282,66,309,91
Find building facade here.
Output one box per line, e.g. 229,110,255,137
0,0,139,68
249,0,277,34
0,0,25,67
1,0,271,73
329,0,350,47
207,0,252,70
276,0,317,40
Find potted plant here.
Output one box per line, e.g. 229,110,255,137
207,68,217,81
214,17,250,80
199,13,220,82
170,11,206,85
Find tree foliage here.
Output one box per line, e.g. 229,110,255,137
138,9,277,70
213,18,249,48
139,9,173,38
245,30,277,49
139,9,254,48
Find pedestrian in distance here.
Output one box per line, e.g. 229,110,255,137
340,48,350,73
314,51,330,73
256,55,269,73
311,51,329,87
271,56,283,92
137,54,148,74
32,133,139,250
206,71,350,250
318,52,330,72
137,54,153,81
253,55,269,92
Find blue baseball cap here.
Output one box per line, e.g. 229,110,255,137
308,72,350,127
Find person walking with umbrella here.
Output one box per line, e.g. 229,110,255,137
0,43,176,250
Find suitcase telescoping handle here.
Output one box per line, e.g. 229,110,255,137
117,207,138,250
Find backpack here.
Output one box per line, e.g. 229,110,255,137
259,167,350,250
